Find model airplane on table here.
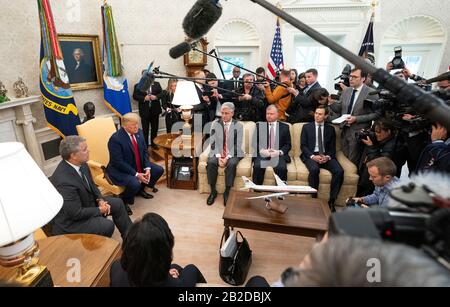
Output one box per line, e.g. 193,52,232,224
241,174,317,214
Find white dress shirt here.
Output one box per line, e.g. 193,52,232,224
349,84,364,115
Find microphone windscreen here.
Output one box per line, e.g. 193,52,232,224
137,73,154,92
169,41,192,59
183,0,222,40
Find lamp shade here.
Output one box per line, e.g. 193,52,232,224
0,143,63,246
172,81,201,107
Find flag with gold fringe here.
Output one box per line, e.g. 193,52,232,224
101,2,131,116
38,0,81,137
358,12,375,65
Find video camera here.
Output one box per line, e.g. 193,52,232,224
355,128,376,144
391,46,405,70
330,180,450,269
364,88,432,133
334,64,351,91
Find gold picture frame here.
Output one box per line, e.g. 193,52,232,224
58,34,103,91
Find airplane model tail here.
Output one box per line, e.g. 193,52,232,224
241,176,257,190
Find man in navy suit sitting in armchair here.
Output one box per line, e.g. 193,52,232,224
301,105,344,212
106,113,164,215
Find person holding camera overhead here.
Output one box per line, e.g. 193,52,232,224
356,120,397,197
329,68,380,166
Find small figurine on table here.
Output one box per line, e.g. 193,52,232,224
0,81,11,103
13,77,29,98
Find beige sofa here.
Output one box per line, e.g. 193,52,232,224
198,122,359,206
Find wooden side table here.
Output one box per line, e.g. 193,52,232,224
0,234,121,287
153,133,203,189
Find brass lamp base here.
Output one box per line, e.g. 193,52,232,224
12,264,53,287
0,234,53,287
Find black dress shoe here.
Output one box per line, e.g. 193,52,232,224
139,190,154,199
125,204,133,216
328,203,337,213
223,191,230,207
207,191,217,206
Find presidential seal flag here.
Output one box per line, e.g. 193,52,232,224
38,0,81,137
358,12,375,65
101,3,131,116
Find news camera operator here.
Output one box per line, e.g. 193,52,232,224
286,88,330,124
356,120,398,196
329,67,380,166
205,72,224,122
382,65,431,177
234,73,265,122
416,122,450,174
350,157,399,208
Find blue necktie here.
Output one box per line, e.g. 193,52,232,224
347,89,357,115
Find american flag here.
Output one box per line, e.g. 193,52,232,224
267,19,284,79
358,13,375,65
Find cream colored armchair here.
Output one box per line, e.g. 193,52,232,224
198,121,256,194
76,117,125,196
289,123,359,206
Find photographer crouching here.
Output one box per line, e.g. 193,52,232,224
356,120,397,196
349,157,399,208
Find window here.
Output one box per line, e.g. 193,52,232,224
294,35,345,90
222,56,245,79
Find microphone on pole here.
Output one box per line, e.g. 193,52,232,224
182,0,223,40
169,0,223,59
169,41,193,59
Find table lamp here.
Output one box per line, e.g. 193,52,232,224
172,81,201,139
0,143,63,286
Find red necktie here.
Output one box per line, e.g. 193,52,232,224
222,124,228,158
131,134,143,173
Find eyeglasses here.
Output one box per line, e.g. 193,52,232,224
349,75,361,80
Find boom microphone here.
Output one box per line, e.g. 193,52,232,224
182,0,223,40
426,72,450,84
169,41,192,59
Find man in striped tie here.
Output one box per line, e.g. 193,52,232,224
206,103,244,206
252,105,292,185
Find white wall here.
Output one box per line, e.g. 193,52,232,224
0,0,448,131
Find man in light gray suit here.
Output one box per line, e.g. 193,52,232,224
329,68,379,166
206,102,244,207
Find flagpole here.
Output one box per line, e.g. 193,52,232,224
250,0,450,130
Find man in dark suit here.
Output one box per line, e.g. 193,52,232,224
329,68,379,166
302,68,322,97
133,70,163,149
50,136,132,239
223,67,242,103
206,102,244,206
301,105,344,212
106,113,164,215
252,105,292,185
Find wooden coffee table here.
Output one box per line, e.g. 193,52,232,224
223,191,331,239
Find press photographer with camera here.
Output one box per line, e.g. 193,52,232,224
286,88,330,124
280,235,450,287
329,68,380,166
416,122,450,174
161,78,182,133
349,157,399,208
205,72,224,122
234,73,265,122
356,120,398,196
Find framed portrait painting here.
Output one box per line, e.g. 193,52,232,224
58,34,103,91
